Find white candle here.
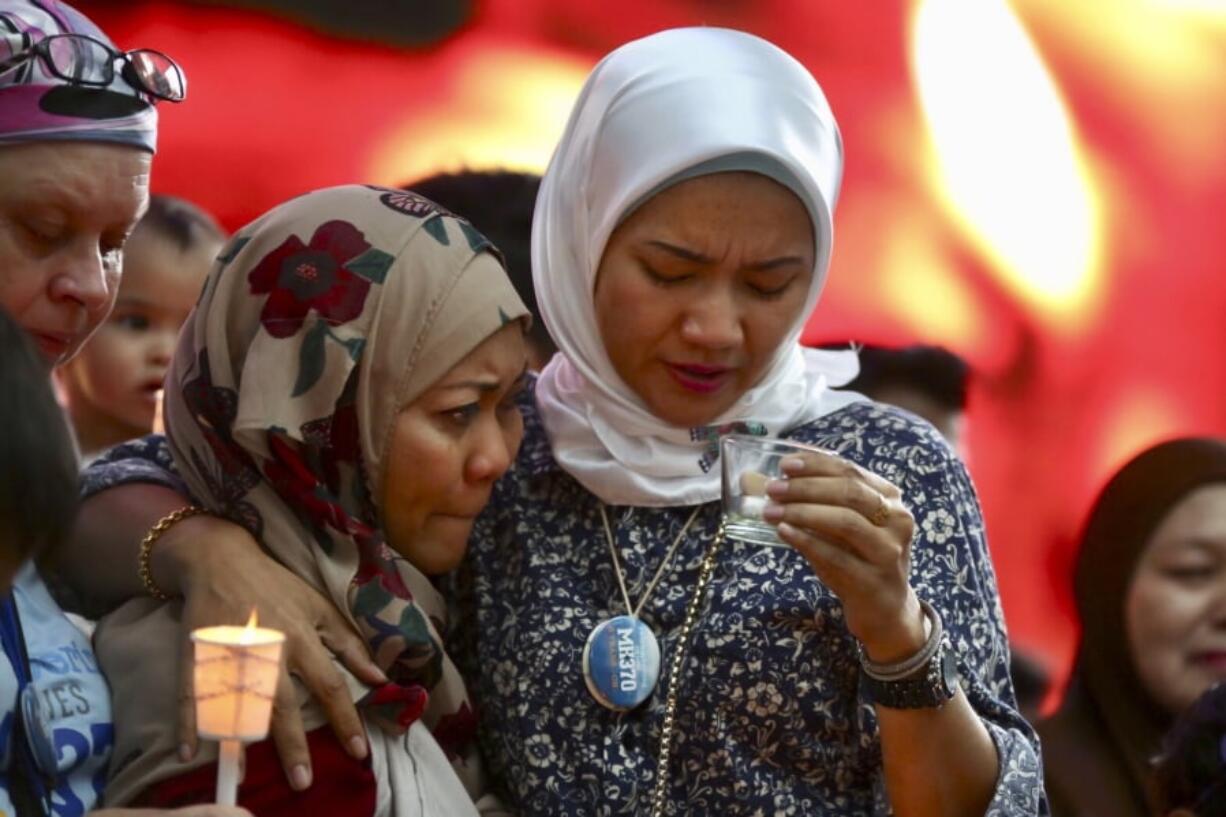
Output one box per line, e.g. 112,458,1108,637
192,611,285,805
215,739,241,806
739,495,767,520
737,470,771,520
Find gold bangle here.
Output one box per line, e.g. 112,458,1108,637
138,506,208,601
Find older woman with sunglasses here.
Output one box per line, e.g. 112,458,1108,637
0,0,392,800
0,1,249,814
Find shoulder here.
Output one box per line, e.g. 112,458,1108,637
514,372,556,476
1035,693,1111,769
788,398,948,449
80,433,184,499
786,399,961,486
15,565,97,663
790,401,989,565
1037,700,1147,817
91,433,175,469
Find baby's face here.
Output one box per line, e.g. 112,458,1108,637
60,228,219,447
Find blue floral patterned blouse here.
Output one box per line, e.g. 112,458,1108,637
82,384,1047,816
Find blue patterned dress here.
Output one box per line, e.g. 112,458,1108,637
453,385,1045,816
82,383,1046,816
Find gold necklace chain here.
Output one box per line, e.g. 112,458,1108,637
599,504,703,619
648,520,727,817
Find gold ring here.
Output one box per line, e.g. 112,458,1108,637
869,493,890,527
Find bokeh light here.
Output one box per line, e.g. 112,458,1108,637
912,0,1103,328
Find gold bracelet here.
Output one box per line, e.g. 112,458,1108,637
138,506,208,601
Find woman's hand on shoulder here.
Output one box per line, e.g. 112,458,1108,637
762,449,927,663
154,512,387,790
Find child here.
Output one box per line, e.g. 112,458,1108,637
59,195,225,460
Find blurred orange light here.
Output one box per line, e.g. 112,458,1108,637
879,221,986,350
911,0,1103,329
1019,0,1226,177
366,45,588,184
1095,387,1183,486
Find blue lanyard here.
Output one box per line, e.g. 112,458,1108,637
1,592,51,815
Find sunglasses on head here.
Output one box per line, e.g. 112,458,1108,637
0,32,185,102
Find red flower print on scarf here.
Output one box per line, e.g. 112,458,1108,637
180,349,264,532
247,220,374,338
431,701,478,760
359,682,428,733
353,551,413,601
263,432,376,549
300,374,363,473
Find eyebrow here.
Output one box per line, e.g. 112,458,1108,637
25,184,142,232
1167,537,1226,553
439,364,530,393
440,379,502,394
644,239,806,272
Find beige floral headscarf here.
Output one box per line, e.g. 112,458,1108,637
97,184,527,804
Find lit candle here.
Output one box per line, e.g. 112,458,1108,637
192,611,285,805
739,495,767,520
738,470,771,520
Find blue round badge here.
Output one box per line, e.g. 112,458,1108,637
20,682,59,776
582,615,661,711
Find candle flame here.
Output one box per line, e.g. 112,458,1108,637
245,609,258,631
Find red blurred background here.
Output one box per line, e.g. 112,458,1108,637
75,0,1226,702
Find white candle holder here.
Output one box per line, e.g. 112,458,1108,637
192,614,285,805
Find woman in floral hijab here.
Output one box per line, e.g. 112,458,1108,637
93,185,529,815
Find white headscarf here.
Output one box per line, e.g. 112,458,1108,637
533,27,863,507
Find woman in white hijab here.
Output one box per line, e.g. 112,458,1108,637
69,26,1044,817
456,27,1043,817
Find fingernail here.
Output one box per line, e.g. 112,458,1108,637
781,457,806,472
763,503,784,523
364,660,388,684
291,764,312,791
348,735,368,759
178,743,193,762
777,522,797,537
766,479,788,498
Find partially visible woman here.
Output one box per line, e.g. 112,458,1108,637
0,3,244,814
0,305,77,589
0,0,167,369
0,306,251,817
93,185,529,815
1039,438,1226,817
454,26,1040,817
2,0,389,785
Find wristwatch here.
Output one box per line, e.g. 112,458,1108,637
860,637,959,709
